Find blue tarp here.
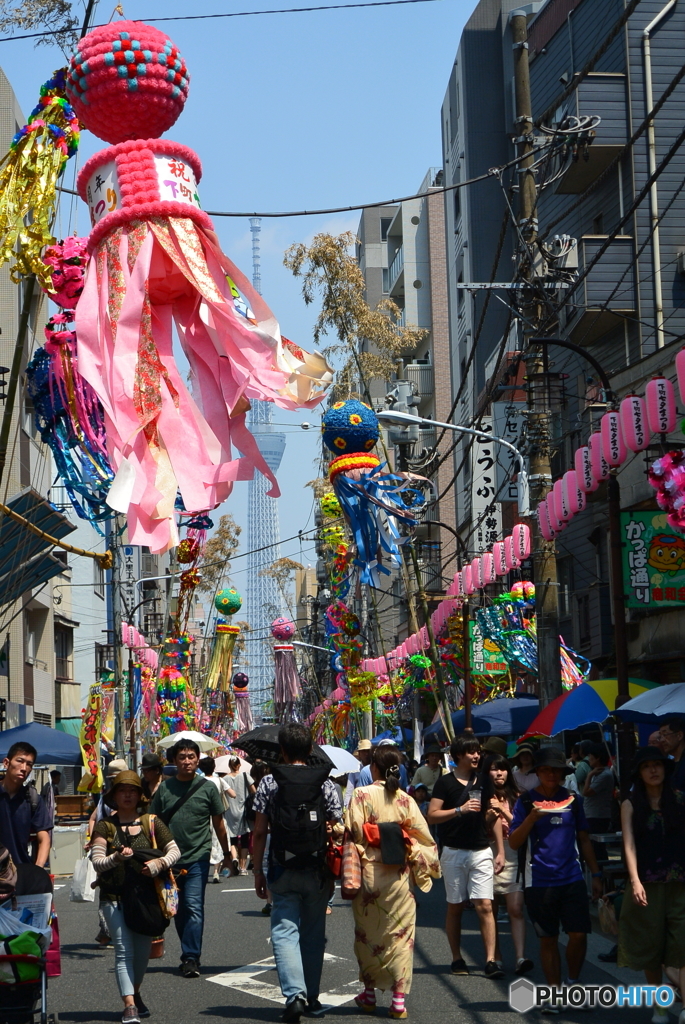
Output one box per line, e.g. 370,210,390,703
0,721,82,765
423,696,540,741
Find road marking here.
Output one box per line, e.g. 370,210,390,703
53,884,65,890
221,888,256,893
207,952,356,1007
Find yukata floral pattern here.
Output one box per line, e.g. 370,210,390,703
345,782,440,994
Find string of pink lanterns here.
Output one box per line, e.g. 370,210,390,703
538,371,682,541
360,522,532,674
121,622,159,669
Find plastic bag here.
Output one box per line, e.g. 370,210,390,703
0,903,52,960
70,856,96,902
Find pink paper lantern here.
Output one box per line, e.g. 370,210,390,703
620,394,649,452
471,556,483,589
493,540,507,575
546,492,565,533
600,411,626,467
645,376,677,434
463,564,474,595
512,523,531,561
589,432,610,483
575,446,598,493
482,551,496,584
504,535,521,571
563,469,586,515
454,571,463,597
420,626,429,648
538,500,556,541
553,478,572,522
676,348,685,404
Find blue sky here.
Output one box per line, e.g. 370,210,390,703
0,0,470,572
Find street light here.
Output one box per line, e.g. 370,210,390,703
375,410,530,515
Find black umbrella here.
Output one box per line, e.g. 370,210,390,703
234,724,334,768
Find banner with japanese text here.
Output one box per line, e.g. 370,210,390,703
469,620,509,675
77,683,104,793
621,510,685,608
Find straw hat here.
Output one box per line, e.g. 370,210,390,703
104,770,144,808
106,758,129,778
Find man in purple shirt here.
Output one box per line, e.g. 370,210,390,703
509,747,603,1006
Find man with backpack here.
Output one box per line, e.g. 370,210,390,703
149,738,231,978
0,741,52,869
509,747,603,1008
251,723,342,1023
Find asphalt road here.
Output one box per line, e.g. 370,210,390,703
46,875,666,1024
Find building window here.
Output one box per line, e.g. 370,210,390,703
558,559,573,618
576,594,591,647
380,218,392,242
95,642,114,680
382,268,389,293
454,190,460,224
55,626,73,682
93,559,105,599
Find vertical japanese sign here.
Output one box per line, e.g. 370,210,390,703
492,402,525,503
122,545,138,621
621,511,685,607
77,683,104,793
471,417,502,551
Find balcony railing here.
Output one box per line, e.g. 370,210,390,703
405,362,434,400
418,562,443,592
388,245,404,291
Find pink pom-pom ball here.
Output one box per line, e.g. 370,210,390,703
271,617,296,641
65,21,190,144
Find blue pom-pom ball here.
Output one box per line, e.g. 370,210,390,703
321,400,380,455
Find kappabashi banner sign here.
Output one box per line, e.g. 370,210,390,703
621,511,685,607
469,620,509,675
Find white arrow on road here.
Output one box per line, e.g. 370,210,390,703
207,953,356,1007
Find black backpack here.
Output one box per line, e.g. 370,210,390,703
269,765,330,871
515,790,582,883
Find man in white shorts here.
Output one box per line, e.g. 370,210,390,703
428,735,504,978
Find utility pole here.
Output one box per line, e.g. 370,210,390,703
511,8,562,706
110,515,125,759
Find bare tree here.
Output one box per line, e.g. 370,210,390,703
284,231,427,399
196,514,241,596
0,0,79,52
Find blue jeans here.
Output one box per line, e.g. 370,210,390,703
175,859,210,962
269,868,330,1004
101,901,152,998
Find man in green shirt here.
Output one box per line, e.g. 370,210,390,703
150,739,231,978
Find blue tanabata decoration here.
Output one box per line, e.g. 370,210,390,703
322,399,379,454
26,348,113,530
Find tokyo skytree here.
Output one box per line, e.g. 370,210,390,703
243,218,285,720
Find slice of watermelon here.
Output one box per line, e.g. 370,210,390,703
533,795,575,813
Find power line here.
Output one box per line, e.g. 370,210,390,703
0,0,449,42
56,149,538,220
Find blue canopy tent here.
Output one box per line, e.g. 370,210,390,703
0,721,82,766
371,726,413,747
423,696,540,741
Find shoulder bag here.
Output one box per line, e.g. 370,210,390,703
115,817,170,937
341,829,362,900
148,814,179,919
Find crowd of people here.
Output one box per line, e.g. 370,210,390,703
2,719,685,1022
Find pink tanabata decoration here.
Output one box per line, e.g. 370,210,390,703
463,564,474,595
271,616,296,641
620,395,649,453
645,376,677,435
65,22,332,552
471,556,483,589
589,432,610,483
493,540,507,575
575,446,598,493
512,523,531,561
482,551,496,585
600,411,626,467
546,493,565,533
